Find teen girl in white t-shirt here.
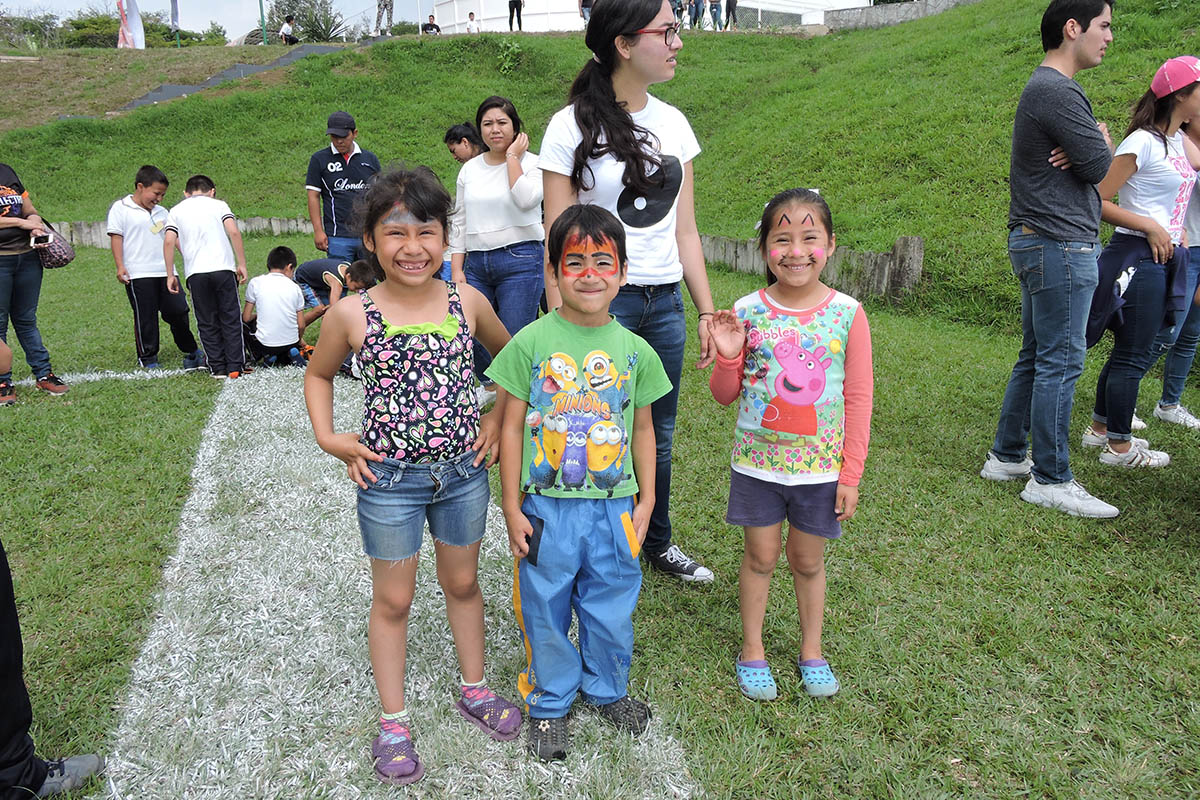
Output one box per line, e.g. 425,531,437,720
540,0,716,582
1086,56,1200,468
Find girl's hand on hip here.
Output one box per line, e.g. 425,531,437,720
321,432,384,489
834,484,859,522
472,407,502,468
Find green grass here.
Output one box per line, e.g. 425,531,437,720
0,0,1197,326
6,251,1199,796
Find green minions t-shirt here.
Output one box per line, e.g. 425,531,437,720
487,312,672,499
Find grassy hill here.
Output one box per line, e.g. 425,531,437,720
1,0,1197,325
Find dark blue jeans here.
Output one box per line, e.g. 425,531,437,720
609,282,686,556
1148,245,1200,406
464,240,544,380
0,249,51,381
1093,258,1167,440
992,231,1098,484
327,235,366,264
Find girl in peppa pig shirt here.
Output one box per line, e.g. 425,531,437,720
708,188,873,701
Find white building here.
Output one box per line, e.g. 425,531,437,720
425,0,871,35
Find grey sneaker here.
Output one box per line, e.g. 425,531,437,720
980,451,1032,481
1099,442,1170,468
1020,478,1119,518
1081,426,1148,448
1131,413,1147,431
37,754,104,796
646,544,714,583
1153,403,1200,429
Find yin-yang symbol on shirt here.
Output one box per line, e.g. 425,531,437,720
616,155,683,229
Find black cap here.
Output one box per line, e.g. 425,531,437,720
326,111,356,136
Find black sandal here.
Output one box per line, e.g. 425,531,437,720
527,715,569,761
594,695,651,736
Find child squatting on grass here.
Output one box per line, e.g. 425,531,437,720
303,166,522,786
708,189,874,700
488,204,672,761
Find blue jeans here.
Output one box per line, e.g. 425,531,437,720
0,249,51,381
1148,245,1200,406
709,2,722,29
992,231,1098,484
1092,258,1166,440
464,240,544,380
327,235,366,264
608,282,685,555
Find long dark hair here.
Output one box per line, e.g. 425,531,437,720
757,188,834,287
567,0,665,195
1126,83,1200,156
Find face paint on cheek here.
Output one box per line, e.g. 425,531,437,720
769,249,782,260
382,203,422,226
813,247,825,261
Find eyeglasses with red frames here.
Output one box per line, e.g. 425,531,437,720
630,22,680,46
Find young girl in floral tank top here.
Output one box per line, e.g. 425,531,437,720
709,188,874,702
304,167,522,786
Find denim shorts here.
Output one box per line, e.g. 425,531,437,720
356,449,489,561
725,470,842,539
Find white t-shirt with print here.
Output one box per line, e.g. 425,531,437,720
106,195,170,280
246,272,304,347
1186,179,1200,247
164,195,237,277
539,94,701,285
1115,128,1198,244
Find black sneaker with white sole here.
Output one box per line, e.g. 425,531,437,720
645,544,714,583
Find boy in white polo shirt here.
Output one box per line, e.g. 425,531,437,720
243,246,307,367
164,175,249,378
107,165,203,370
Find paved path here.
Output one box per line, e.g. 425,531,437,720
103,368,700,799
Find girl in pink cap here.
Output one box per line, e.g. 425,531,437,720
1084,56,1200,468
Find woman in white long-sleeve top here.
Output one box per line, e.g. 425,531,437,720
449,96,545,392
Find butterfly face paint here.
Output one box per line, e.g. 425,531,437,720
560,233,621,278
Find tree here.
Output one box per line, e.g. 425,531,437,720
0,10,60,49
266,0,347,42
59,8,225,47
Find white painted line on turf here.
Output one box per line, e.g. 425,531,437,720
104,369,701,799
13,368,201,386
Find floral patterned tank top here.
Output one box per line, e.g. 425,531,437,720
357,283,479,462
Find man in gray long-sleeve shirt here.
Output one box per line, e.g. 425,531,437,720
981,0,1119,518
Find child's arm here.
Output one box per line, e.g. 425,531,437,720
461,283,514,468
110,234,129,284
162,229,182,294
303,299,382,488
837,306,874,521
708,308,746,406
499,394,532,559
223,217,248,284
323,271,345,304
242,299,256,324
629,404,657,545
296,309,307,338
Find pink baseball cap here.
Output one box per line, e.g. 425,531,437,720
1150,55,1200,99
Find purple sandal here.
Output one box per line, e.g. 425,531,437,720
455,685,523,741
372,731,424,785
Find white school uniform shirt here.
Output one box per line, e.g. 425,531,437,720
279,22,293,36
106,195,170,279
1114,128,1198,245
466,19,481,33
245,272,304,347
164,195,237,277
538,94,701,285
448,151,544,254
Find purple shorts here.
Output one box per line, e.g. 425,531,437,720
725,470,842,539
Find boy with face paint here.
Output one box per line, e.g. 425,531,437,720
487,205,672,761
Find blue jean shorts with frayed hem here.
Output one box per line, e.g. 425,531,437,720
356,448,489,561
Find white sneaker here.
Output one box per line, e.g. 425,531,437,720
1020,478,1119,518
1153,403,1200,429
980,451,1032,481
1099,442,1170,468
1131,413,1147,430
1081,426,1148,449
475,385,497,409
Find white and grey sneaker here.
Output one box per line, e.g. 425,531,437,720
645,544,714,583
1131,413,1147,430
475,385,497,409
1153,403,1200,429
1020,478,1119,518
980,451,1033,481
1099,442,1170,468
1081,427,1148,449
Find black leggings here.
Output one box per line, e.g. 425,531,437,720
509,0,522,30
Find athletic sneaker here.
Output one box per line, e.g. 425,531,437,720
141,361,160,370
1020,478,1118,518
182,349,206,371
593,695,651,736
0,379,14,406
1099,442,1170,468
475,384,497,408
36,754,104,796
1081,427,1148,449
1153,403,1200,429
645,544,714,583
979,451,1032,481
528,716,568,761
1131,413,1147,430
35,373,68,395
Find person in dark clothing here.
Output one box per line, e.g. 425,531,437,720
509,0,524,30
